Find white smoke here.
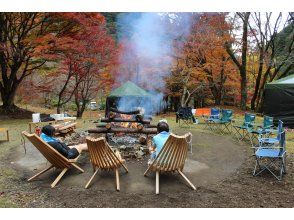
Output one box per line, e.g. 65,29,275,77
116,13,194,115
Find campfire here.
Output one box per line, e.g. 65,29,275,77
88,107,158,160
88,107,157,135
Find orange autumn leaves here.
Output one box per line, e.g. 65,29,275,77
167,13,240,105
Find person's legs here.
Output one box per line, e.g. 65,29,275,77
69,143,88,153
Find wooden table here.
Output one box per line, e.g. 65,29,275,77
0,128,9,141
28,118,76,133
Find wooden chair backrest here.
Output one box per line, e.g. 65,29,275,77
22,131,70,169
150,133,189,172
86,137,122,169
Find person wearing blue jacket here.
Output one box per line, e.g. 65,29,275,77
41,125,87,159
148,121,170,165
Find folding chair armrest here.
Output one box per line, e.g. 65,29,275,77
257,146,283,150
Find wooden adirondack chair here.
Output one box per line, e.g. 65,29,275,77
22,131,84,188
0,127,9,141
144,133,196,194
85,137,129,191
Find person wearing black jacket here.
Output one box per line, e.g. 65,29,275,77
40,125,87,159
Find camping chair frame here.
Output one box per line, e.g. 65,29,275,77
22,131,84,188
176,107,195,128
253,129,286,181
85,137,128,191
248,116,274,149
211,109,233,134
144,133,196,194
204,108,221,131
232,113,256,142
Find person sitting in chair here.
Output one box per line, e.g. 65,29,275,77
40,125,87,159
148,121,170,165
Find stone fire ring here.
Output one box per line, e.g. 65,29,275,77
13,130,245,194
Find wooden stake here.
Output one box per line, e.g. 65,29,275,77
156,171,159,194
115,169,120,191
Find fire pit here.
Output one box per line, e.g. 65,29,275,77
88,108,158,135
88,108,158,160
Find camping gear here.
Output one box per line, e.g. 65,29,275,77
144,133,196,194
263,74,294,128
232,112,256,141
258,120,283,147
248,116,274,148
204,108,221,130
194,108,210,117
210,109,233,134
176,107,196,128
22,131,84,188
32,113,41,123
253,120,286,180
85,137,129,191
105,81,153,117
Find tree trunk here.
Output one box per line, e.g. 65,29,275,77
225,12,250,110
77,102,86,118
181,86,188,107
250,49,264,110
0,79,19,111
239,13,250,110
56,98,62,114
240,71,247,110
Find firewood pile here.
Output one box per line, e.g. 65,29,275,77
54,122,77,137
89,108,158,135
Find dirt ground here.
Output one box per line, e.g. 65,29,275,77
2,128,294,208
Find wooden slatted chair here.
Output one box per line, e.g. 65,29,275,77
144,133,196,194
85,137,129,191
22,131,84,188
0,127,9,141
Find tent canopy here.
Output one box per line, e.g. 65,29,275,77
267,74,294,85
105,81,153,116
108,81,151,97
264,75,294,128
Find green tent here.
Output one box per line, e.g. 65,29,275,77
264,74,294,128
108,81,151,97
105,81,152,116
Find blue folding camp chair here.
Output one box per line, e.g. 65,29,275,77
258,119,283,147
232,112,256,142
214,109,233,134
253,120,286,180
204,108,221,130
248,116,274,148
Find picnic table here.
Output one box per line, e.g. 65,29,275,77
28,118,76,133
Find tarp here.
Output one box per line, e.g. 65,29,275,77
105,81,152,116
108,81,151,97
263,74,294,128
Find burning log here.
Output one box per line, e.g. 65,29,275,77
100,118,151,124
109,108,140,115
137,124,144,130
145,124,157,128
109,112,116,119
105,123,112,129
139,135,147,144
135,114,144,122
88,127,158,134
